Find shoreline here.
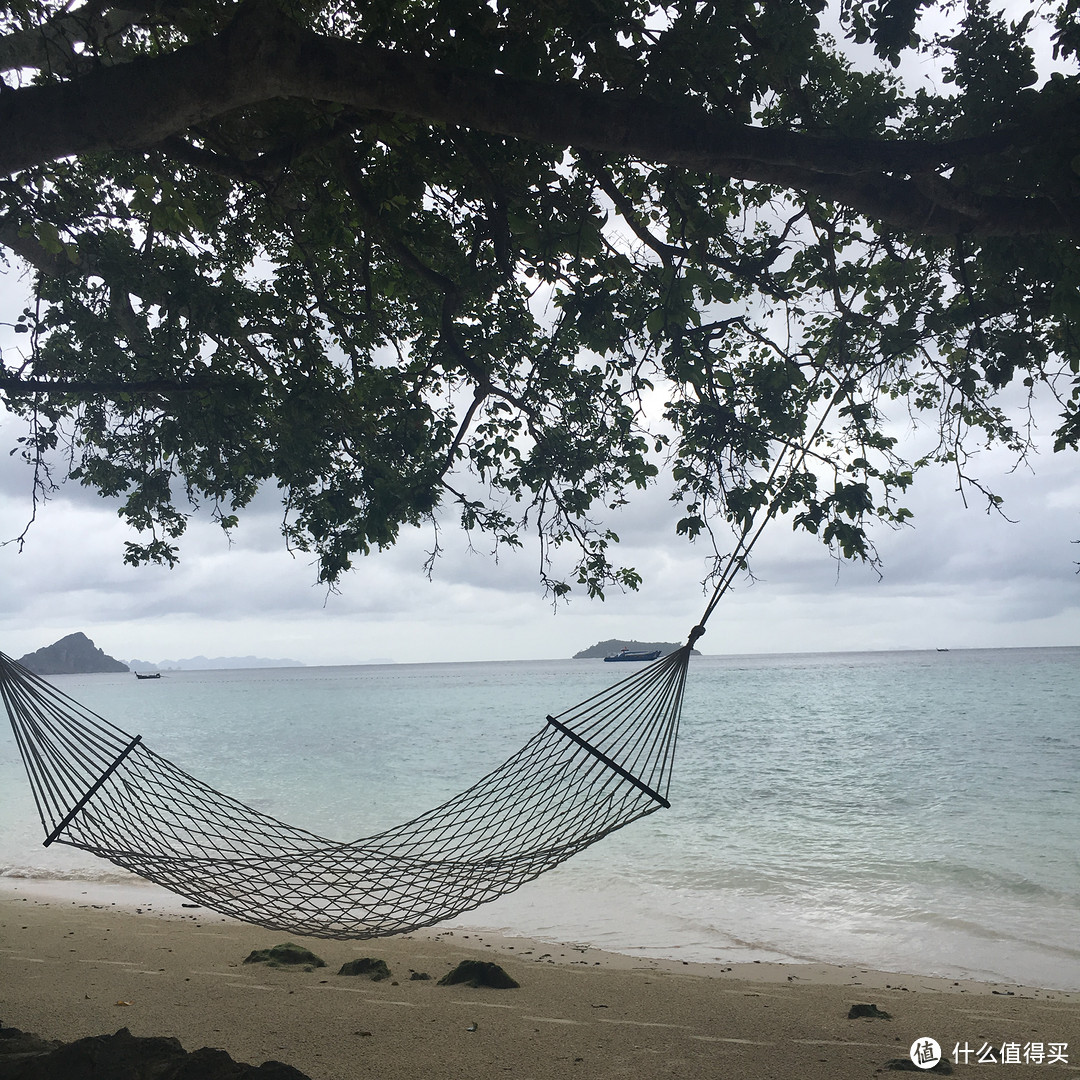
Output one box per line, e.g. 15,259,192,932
1,875,1075,996
3,880,1079,1080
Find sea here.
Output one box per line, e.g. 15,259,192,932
2,647,1078,990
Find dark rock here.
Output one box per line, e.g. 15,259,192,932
337,958,391,980
242,943,325,968
0,1027,310,1079
17,633,128,676
0,1028,60,1065
408,971,431,981
847,1003,892,1020
437,960,519,989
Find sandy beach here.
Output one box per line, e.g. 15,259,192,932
2,881,1078,1078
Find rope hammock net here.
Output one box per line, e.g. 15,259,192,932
0,640,694,939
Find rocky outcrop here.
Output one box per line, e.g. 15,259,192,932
0,1026,311,1080
17,633,128,675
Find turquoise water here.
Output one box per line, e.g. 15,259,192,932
2,648,1078,988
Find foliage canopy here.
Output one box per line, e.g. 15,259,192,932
1,0,1078,595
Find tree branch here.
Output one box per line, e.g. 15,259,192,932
0,0,1070,237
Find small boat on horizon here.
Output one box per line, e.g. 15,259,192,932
604,647,662,663
134,671,162,679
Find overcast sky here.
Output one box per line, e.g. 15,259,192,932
2,5,1078,667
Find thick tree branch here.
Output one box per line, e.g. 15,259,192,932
0,0,1070,238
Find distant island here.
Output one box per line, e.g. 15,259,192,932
128,655,306,672
573,639,700,659
18,632,129,675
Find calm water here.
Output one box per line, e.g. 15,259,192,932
2,648,1078,989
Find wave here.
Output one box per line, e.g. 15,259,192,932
1,865,148,886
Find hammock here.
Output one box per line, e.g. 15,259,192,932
1,640,695,939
